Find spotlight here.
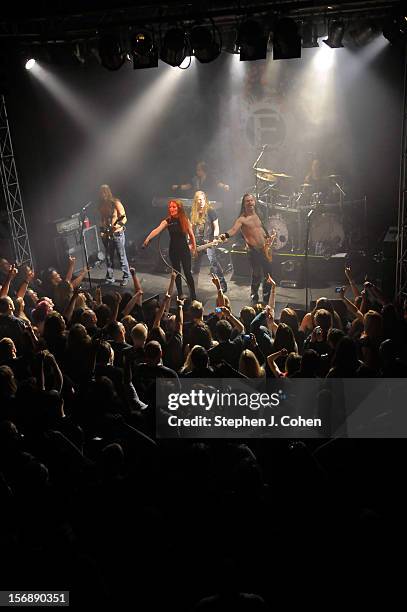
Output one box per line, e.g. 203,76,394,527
25,58,36,70
98,32,126,70
190,23,221,63
238,19,268,61
160,27,188,67
301,22,319,48
383,14,407,46
323,21,345,48
131,29,158,69
273,17,301,59
346,20,380,47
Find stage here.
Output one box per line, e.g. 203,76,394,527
82,258,350,319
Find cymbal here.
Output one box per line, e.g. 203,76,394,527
328,174,342,179
272,173,293,179
256,170,277,182
300,183,311,188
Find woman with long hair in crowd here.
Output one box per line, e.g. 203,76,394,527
143,200,197,300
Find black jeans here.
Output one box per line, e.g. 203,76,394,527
248,246,273,301
169,245,196,300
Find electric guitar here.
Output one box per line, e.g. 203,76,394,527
195,237,227,253
100,215,125,241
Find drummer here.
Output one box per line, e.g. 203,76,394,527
303,158,331,202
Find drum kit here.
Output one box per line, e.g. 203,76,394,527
254,167,346,256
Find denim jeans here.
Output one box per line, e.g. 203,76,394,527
248,246,273,301
103,230,130,280
193,247,226,286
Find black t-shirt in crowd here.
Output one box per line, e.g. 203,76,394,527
193,208,217,245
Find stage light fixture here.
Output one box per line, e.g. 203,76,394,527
273,17,302,59
301,22,319,48
347,21,380,47
160,27,188,67
131,30,158,68
238,19,268,61
98,32,126,70
25,58,36,70
190,23,221,63
323,21,345,48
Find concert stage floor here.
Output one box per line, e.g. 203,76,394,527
84,262,344,318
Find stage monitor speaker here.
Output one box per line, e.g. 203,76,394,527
54,226,101,274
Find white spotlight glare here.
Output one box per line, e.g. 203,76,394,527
25,58,36,70
313,38,335,71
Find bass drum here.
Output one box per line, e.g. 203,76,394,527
268,215,289,251
310,212,345,255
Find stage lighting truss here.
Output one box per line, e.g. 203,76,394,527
323,20,345,48
190,20,221,63
160,26,189,67
273,17,302,59
98,31,126,70
237,18,269,61
130,28,158,68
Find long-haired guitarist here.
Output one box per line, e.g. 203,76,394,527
98,184,131,286
220,193,276,304
190,190,227,293
143,199,196,300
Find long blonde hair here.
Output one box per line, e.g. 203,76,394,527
191,190,212,226
239,349,264,378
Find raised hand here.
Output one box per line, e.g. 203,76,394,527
8,264,18,279
265,273,276,286
211,273,221,291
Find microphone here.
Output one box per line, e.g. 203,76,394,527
82,201,92,211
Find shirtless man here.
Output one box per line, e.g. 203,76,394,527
98,184,130,286
220,193,274,304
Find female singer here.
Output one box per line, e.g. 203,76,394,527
143,199,197,300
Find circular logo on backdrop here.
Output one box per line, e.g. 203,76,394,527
244,101,287,149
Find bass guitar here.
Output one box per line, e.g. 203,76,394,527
263,230,277,262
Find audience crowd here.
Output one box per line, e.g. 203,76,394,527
0,254,406,608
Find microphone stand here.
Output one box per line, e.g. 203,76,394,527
252,146,266,207
305,207,314,312
333,179,346,250
79,202,93,290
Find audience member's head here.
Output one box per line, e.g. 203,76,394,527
0,365,17,397
190,300,204,321
104,320,126,343
285,352,302,377
0,338,16,362
144,340,162,365
280,307,300,332
363,309,383,340
189,322,213,350
131,322,148,348
190,345,209,370
327,328,345,351
0,296,14,316
273,322,297,353
239,349,264,378
240,306,256,331
215,319,232,342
